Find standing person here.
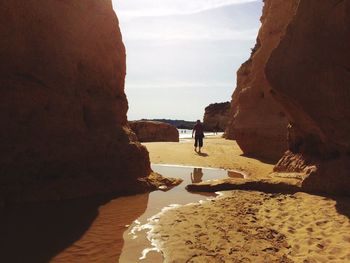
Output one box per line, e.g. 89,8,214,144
192,120,204,153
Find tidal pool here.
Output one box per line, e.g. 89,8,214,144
120,164,243,262
0,165,244,263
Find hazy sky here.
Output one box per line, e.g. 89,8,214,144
112,0,262,121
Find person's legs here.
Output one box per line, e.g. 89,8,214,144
194,137,198,151
198,137,203,152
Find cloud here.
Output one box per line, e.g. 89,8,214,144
124,27,257,41
117,2,261,42
111,0,262,120
113,0,259,18
125,82,233,90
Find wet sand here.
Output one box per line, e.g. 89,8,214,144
143,138,350,262
0,165,232,263
2,138,348,263
0,194,149,263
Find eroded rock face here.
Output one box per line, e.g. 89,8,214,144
129,121,179,143
203,102,230,132
266,0,350,195
226,0,300,161
0,0,152,203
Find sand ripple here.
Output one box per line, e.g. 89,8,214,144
148,191,350,263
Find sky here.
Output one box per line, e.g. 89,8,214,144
112,0,263,121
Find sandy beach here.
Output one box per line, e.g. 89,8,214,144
143,138,350,263
144,137,274,179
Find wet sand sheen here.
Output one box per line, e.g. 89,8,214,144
0,192,151,263
139,138,350,262
1,162,349,263
52,165,231,262
119,165,238,262
0,164,234,263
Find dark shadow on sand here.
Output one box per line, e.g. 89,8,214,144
333,195,350,219
0,197,103,263
196,152,209,157
0,194,148,263
239,153,277,165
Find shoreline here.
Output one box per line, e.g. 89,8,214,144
142,138,350,263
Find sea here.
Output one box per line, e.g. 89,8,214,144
178,129,223,139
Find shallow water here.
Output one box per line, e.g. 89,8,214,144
119,164,235,262
0,165,243,263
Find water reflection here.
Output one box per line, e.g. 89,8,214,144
191,168,203,183
0,165,233,263
120,165,229,262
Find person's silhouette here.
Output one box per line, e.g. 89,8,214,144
192,120,204,152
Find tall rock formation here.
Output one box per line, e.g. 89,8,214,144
0,0,151,203
266,0,350,195
226,0,300,161
203,102,230,132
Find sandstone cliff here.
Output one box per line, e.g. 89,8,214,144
129,121,179,143
266,0,350,195
0,0,152,203
203,102,230,132
226,0,300,161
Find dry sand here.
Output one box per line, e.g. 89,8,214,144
143,138,350,263
148,191,350,263
144,137,274,179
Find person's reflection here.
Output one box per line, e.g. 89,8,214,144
191,168,204,183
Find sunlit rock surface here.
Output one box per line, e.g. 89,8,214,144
226,0,300,161
203,102,230,132
129,121,179,142
0,0,152,203
266,0,350,195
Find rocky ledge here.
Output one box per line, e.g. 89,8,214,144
129,121,179,143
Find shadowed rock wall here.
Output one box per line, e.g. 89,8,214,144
226,0,300,161
266,0,350,195
0,0,151,203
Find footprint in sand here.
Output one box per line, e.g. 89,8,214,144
343,236,350,242
161,235,170,241
306,227,313,233
262,247,279,253
316,220,329,226
316,244,324,250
